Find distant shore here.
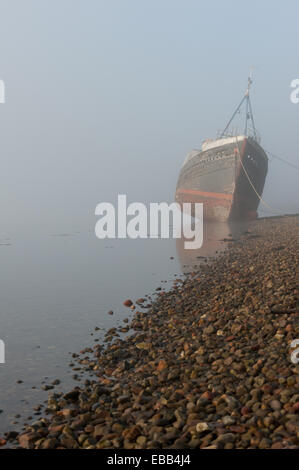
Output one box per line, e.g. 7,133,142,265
2,215,298,449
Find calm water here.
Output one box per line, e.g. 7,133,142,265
0,221,246,434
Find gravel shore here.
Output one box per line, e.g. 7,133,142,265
2,215,298,449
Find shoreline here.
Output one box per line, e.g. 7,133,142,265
1,215,298,449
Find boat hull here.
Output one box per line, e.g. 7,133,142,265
175,137,268,221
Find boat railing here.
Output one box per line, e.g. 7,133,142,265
216,127,261,143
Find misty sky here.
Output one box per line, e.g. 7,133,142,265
0,0,298,236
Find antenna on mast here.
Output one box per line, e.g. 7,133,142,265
245,67,257,140
246,67,254,96
220,69,258,141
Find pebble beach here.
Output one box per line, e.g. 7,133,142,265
1,215,298,450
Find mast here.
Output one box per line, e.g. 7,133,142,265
220,71,257,140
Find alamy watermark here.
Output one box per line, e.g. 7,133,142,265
0,339,5,364
0,81,5,362
95,195,203,249
290,79,299,103
290,339,299,364
0,79,5,104
0,81,5,361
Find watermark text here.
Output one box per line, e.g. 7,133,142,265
0,339,5,364
95,195,203,249
0,79,5,104
290,79,299,104
290,339,299,364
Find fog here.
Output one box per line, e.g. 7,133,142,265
0,0,298,236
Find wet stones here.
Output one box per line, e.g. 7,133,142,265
63,390,80,402
4,215,299,450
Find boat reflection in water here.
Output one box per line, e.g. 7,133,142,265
176,219,249,273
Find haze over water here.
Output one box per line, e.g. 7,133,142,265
0,222,240,433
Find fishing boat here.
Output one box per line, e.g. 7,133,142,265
175,75,268,221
